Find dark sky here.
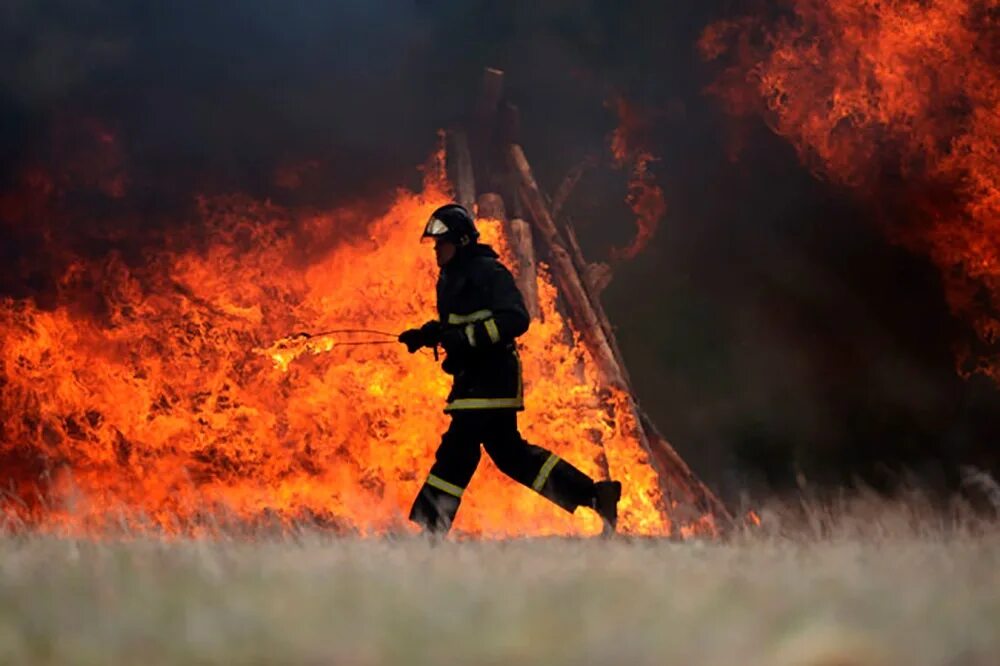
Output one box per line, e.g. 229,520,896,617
2,0,997,501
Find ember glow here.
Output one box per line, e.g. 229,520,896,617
700,0,1000,380
608,96,667,260
0,144,680,537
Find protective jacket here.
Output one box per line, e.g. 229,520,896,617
436,243,529,411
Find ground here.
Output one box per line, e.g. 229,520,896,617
0,500,997,665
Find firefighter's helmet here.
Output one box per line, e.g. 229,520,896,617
422,204,479,246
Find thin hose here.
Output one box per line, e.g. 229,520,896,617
293,328,399,339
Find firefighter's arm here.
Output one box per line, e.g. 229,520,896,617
459,263,529,349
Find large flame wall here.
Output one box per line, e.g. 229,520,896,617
1,172,671,537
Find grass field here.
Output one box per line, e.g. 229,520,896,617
1,497,997,665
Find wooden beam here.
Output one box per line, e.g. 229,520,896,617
508,142,731,531
472,68,506,193
478,192,540,321
497,102,523,218
449,129,476,213
498,101,521,148
508,143,627,390
476,68,505,126
508,218,541,320
559,216,630,387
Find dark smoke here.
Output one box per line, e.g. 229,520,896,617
2,1,997,503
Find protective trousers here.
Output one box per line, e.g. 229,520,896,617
409,410,597,533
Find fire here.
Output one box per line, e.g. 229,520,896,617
700,0,1000,380
608,96,668,260
0,146,681,537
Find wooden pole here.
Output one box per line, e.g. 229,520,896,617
497,102,524,220
508,144,627,389
475,68,505,128
449,129,476,213
473,68,505,193
508,142,732,528
508,218,541,320
559,216,631,387
478,192,540,321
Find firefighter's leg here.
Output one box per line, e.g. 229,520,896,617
409,413,483,533
481,410,596,513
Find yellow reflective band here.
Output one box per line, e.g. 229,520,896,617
444,398,524,411
532,453,561,492
515,350,523,399
464,323,476,347
426,474,464,498
448,309,493,324
484,318,501,344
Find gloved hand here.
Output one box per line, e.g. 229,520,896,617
398,320,442,353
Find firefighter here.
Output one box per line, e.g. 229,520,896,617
398,203,622,535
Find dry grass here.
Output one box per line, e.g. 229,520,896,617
0,497,998,665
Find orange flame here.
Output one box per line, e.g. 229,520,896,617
0,151,692,538
700,0,1000,380
608,96,668,260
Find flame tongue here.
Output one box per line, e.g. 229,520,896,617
1,172,674,537
700,0,1000,380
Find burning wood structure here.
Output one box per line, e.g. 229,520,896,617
446,68,730,533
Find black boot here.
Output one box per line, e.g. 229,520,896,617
593,480,622,536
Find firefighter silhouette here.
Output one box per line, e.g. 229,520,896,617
399,204,622,534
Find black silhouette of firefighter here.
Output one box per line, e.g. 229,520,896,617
399,204,622,534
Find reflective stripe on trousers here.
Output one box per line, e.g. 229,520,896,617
425,473,464,498
532,453,561,492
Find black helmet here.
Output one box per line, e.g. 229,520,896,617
422,203,479,246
